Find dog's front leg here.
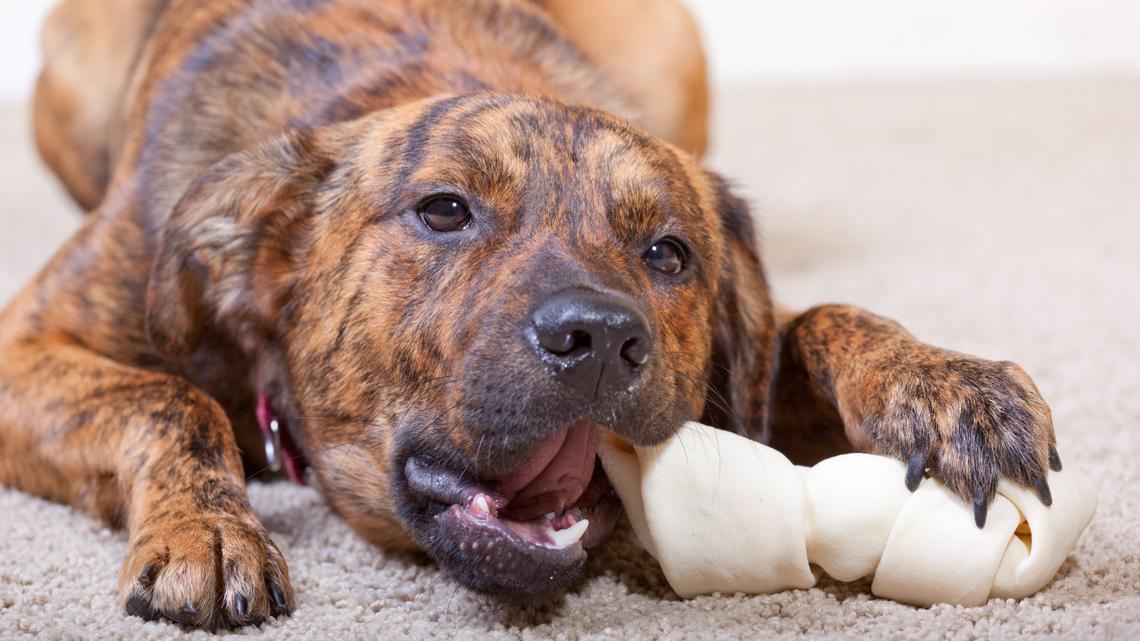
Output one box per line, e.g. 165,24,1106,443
0,340,294,629
769,304,1059,528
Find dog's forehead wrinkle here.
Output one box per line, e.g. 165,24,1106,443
392,94,478,187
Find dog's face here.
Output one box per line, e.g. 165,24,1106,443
148,94,775,602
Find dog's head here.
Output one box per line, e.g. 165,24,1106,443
147,94,775,601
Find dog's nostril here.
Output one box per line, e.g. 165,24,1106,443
620,336,649,367
571,331,591,351
539,329,592,356
545,332,574,355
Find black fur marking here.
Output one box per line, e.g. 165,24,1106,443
191,477,244,513
184,419,226,470
905,452,927,492
395,94,469,186
973,491,988,529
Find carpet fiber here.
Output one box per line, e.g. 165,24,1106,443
2,77,1138,640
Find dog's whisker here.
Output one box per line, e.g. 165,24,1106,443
472,433,486,479
661,349,741,416
660,353,748,435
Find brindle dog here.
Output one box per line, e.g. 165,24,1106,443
0,0,1058,631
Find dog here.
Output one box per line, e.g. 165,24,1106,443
0,0,1060,630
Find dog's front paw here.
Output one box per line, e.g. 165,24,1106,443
119,511,294,630
853,354,1060,527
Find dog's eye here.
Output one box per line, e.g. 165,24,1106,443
418,196,471,232
643,238,687,275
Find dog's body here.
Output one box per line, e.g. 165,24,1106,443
1,0,1059,630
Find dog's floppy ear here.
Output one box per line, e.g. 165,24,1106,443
146,130,337,359
702,174,779,442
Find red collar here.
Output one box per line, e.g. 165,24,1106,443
256,387,311,484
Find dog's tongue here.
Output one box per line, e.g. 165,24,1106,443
496,420,598,521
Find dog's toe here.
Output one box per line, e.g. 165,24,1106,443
119,513,294,630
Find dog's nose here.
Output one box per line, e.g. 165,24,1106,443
529,289,651,396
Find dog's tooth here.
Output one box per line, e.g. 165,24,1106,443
471,495,491,517
545,512,556,521
548,519,590,549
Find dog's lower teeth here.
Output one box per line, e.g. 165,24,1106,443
545,512,557,520
547,518,589,549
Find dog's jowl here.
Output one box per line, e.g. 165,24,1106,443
0,0,1058,630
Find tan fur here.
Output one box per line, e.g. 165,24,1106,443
539,0,710,156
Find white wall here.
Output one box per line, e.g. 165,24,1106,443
0,0,55,102
2,0,1140,101
683,0,1140,85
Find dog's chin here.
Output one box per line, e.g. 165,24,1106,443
397,419,623,602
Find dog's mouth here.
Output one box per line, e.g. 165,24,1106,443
402,419,622,600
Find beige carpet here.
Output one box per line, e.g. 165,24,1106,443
2,76,1139,640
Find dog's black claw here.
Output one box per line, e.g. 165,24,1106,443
160,601,203,628
904,453,926,492
973,491,988,529
1035,476,1053,506
268,583,288,613
125,593,159,621
235,593,249,617
137,563,158,586
1048,445,1063,472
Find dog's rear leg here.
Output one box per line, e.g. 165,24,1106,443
540,0,710,157
0,340,294,629
34,0,166,211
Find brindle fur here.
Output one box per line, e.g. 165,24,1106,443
1,0,1055,630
